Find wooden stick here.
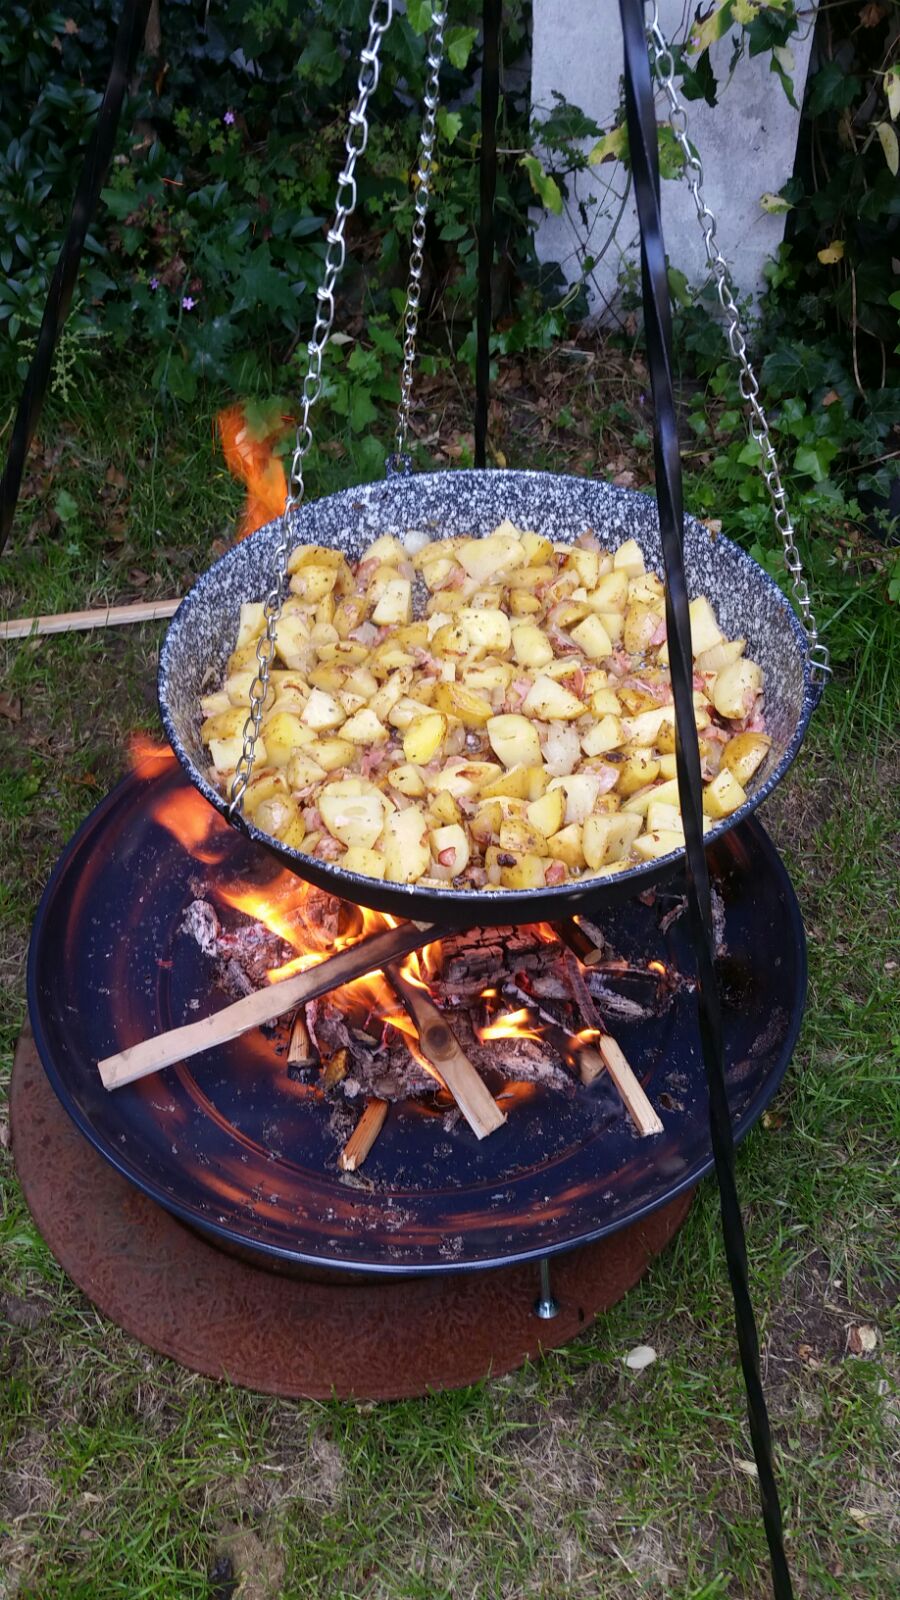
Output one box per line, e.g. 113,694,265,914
98,921,436,1089
386,963,506,1140
578,1036,663,1137
0,597,181,641
339,1098,388,1171
287,1010,313,1066
553,919,605,967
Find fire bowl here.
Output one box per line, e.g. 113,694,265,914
26,757,806,1277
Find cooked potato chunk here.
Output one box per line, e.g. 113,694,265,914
487,714,543,769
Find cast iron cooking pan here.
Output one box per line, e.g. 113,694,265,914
160,469,816,927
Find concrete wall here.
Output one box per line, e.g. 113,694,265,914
531,0,817,320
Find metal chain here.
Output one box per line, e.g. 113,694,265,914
392,7,447,468
645,3,830,684
228,0,395,815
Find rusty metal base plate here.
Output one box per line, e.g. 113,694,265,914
12,1031,692,1400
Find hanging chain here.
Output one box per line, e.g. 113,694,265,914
645,4,830,684
228,0,394,816
391,7,447,469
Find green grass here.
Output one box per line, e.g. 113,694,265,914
1,363,898,1600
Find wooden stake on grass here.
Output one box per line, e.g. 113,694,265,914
0,597,181,641
339,1098,389,1171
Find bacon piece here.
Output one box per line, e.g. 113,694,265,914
314,836,343,860
437,847,457,867
545,860,567,885
650,617,667,647
593,764,619,794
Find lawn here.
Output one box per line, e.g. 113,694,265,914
1,362,898,1600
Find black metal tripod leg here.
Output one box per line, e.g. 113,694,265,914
474,0,501,470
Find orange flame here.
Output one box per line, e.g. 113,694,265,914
217,403,290,540
477,1007,544,1044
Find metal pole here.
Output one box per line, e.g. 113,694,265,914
474,0,501,469
533,1256,559,1319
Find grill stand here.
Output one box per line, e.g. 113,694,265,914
11,1028,691,1401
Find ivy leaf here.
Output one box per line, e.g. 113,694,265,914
667,266,692,308
519,155,563,214
817,240,844,265
688,1,733,55
589,123,627,166
875,121,900,178
437,106,462,144
406,0,432,36
657,126,685,180
445,25,477,70
807,61,860,117
886,67,900,122
760,191,793,213
794,441,837,482
349,386,378,432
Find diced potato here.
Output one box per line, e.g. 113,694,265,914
620,706,671,747
479,764,536,800
621,776,681,815
460,607,511,655
623,602,661,657
509,591,542,615
548,772,605,826
341,846,386,879
429,758,502,797
569,614,613,660
308,738,355,772
338,691,368,717
696,638,746,674
520,529,554,565
658,753,678,780
308,663,347,694
702,768,747,820
433,682,494,728
487,714,544,769
368,671,410,723
210,733,263,771
287,544,349,576
388,695,437,732
463,661,513,693
286,751,328,788
546,823,585,869
430,824,470,875
499,817,548,856
457,531,525,582
320,788,386,850
383,805,431,883
522,676,584,721
688,596,723,658
201,704,246,743
712,659,763,721
333,597,368,638
581,714,623,758
721,731,771,787
633,829,685,861
339,708,388,745
498,850,548,890
242,771,289,817
430,622,469,658
363,534,405,566
628,573,665,606
301,687,345,732
403,712,448,764
429,789,461,826
390,762,427,798
251,793,302,841
512,622,554,670
613,538,645,577
566,547,601,589
587,687,622,718
289,565,339,604
236,602,266,650
371,576,412,626
583,812,642,869
646,801,683,834
588,570,629,611
616,754,660,796
526,789,566,838
470,800,502,844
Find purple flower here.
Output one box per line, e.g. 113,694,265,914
223,110,235,126
149,276,160,291
181,295,196,311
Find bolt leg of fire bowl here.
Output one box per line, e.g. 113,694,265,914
534,1257,560,1320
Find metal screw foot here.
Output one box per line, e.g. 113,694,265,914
533,1257,560,1320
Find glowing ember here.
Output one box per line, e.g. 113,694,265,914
217,403,289,540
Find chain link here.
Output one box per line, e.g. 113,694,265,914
228,0,395,816
391,8,447,466
645,3,830,684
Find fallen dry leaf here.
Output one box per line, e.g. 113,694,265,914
0,694,22,723
735,1458,758,1478
847,1324,878,1355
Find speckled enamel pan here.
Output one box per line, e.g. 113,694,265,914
159,469,818,927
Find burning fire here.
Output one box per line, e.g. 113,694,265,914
217,403,290,540
478,1008,543,1045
